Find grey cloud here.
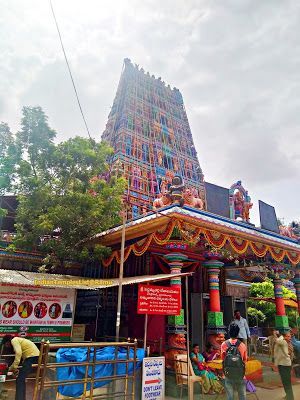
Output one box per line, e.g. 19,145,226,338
0,0,299,222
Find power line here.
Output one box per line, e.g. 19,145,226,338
49,0,93,142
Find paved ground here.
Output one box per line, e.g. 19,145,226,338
3,382,300,399
1,355,299,399
166,384,300,399
165,354,300,399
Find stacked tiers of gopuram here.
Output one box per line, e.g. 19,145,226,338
102,58,205,217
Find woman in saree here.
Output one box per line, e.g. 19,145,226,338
202,343,219,362
190,344,223,394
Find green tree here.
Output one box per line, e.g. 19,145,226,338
248,280,297,327
247,307,266,326
0,122,18,196
0,106,125,269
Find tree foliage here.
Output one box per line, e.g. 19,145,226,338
247,307,266,326
248,280,297,327
0,106,125,269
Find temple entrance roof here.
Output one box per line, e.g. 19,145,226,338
84,205,300,266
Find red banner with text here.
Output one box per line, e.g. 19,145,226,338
137,284,181,315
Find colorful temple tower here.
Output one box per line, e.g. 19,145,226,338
102,58,206,217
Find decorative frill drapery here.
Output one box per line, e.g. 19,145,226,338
101,219,300,267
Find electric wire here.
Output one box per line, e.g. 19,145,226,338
49,0,93,142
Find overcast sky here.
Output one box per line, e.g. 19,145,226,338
1,0,299,225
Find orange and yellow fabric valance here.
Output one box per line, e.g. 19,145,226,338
101,220,300,267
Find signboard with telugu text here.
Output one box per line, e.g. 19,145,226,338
137,284,181,315
142,356,165,400
0,284,75,342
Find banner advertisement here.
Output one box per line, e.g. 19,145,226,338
0,284,75,342
137,284,181,315
142,356,165,400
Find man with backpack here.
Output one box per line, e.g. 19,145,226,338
221,323,247,400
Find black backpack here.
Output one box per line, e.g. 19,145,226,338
223,339,245,381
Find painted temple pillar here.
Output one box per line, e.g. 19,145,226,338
273,277,289,332
292,271,300,315
163,252,188,368
163,252,188,333
202,258,225,333
269,266,290,332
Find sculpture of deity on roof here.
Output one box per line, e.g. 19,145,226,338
153,193,172,210
183,188,204,209
279,225,299,239
229,181,252,223
169,176,185,205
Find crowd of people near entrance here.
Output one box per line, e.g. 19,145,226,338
189,310,300,400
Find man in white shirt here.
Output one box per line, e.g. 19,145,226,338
232,310,251,347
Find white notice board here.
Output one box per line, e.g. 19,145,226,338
142,356,165,400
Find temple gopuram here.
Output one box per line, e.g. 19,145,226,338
78,59,300,360
101,58,205,218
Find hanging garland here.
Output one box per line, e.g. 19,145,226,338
101,219,300,266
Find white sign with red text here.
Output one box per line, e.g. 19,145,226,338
142,357,165,400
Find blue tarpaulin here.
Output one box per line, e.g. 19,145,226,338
56,346,145,397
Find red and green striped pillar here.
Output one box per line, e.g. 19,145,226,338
202,258,225,332
269,265,290,332
292,273,300,315
164,252,188,333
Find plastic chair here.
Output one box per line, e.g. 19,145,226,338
174,354,223,400
174,354,204,400
260,337,270,356
249,336,258,355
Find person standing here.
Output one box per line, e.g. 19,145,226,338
232,310,251,347
221,323,247,400
1,335,40,400
291,331,300,377
274,331,295,400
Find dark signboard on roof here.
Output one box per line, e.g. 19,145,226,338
259,200,279,233
205,182,230,218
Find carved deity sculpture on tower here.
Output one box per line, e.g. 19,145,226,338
102,59,206,218
131,166,141,190
160,178,168,195
149,171,158,195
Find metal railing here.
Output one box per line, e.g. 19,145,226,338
32,340,139,400
103,336,163,356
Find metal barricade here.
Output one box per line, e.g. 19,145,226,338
33,340,138,400
103,336,163,356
